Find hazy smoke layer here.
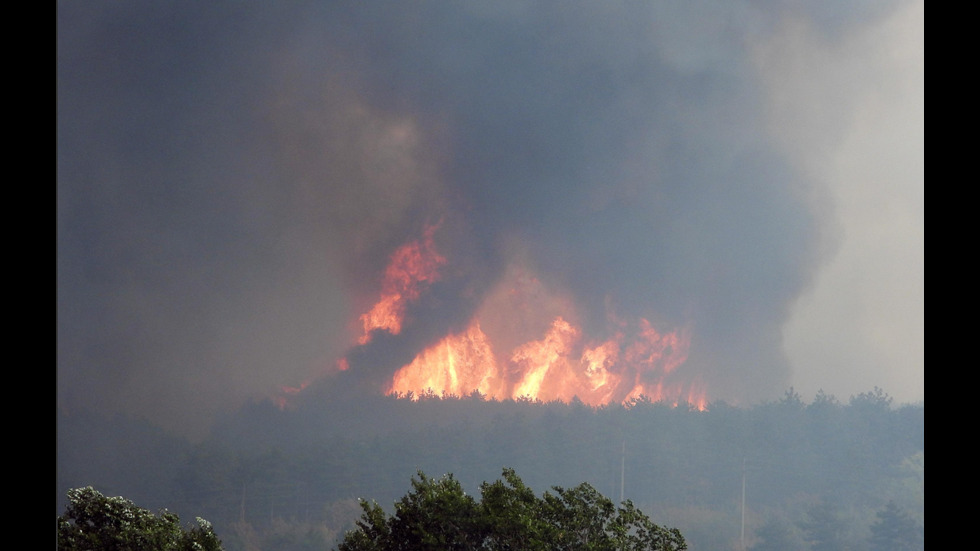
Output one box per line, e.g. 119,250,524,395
57,1,909,437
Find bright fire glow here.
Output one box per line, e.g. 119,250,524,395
341,228,706,411
358,222,446,344
389,313,699,409
390,321,502,398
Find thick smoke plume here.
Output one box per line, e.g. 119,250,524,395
58,1,913,437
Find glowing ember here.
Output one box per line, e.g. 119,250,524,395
275,380,310,410
358,223,446,344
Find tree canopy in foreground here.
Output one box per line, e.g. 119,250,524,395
57,486,222,551
337,468,687,551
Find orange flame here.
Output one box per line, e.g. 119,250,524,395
339,231,705,410
510,316,579,400
359,223,446,344
390,321,502,399
389,313,697,408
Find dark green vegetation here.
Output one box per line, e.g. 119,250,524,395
867,500,924,551
57,387,923,550
339,468,686,550
57,486,222,551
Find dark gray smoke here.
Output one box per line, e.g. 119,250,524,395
57,1,909,439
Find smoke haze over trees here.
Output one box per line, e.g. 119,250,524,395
58,389,923,550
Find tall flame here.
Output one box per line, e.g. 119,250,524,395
358,222,446,344
510,316,579,401
390,321,501,398
321,226,707,411
389,313,698,408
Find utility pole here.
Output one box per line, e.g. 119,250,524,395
740,457,746,551
620,440,625,503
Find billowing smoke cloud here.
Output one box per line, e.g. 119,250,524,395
57,1,918,438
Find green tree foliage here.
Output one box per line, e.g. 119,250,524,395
868,500,923,551
60,389,922,550
57,486,222,551
337,468,686,551
749,516,805,551
799,500,849,551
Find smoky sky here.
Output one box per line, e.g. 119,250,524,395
57,1,921,439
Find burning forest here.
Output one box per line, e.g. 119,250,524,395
60,1,914,435
58,2,923,548
281,220,706,410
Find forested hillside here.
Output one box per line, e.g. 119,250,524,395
57,388,923,550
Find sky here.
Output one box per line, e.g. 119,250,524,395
57,1,923,440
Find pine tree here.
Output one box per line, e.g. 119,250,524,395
869,500,923,551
